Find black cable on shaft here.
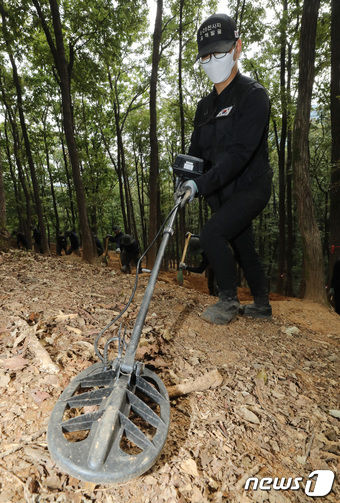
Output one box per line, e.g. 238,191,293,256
94,200,181,362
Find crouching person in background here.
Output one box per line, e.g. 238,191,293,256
120,234,142,274
65,230,81,256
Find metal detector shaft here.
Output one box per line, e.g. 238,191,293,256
121,200,180,372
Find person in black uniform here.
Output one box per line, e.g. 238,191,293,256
32,226,43,253
330,258,340,315
120,234,142,274
175,13,272,325
180,234,218,296
106,226,124,253
16,231,29,249
65,230,81,256
56,231,67,255
93,234,104,256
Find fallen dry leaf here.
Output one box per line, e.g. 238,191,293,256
31,390,51,404
180,458,199,477
239,406,260,425
0,371,11,386
2,354,30,371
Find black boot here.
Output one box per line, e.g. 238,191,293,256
239,295,272,319
201,291,239,325
121,265,131,274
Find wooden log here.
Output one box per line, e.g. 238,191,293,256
166,369,223,398
27,329,60,374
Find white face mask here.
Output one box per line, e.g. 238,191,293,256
201,48,236,84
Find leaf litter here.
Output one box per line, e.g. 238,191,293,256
0,249,339,502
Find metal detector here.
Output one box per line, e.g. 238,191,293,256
47,155,204,484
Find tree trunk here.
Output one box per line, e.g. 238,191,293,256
117,112,137,237
275,0,288,295
33,0,96,261
285,43,294,297
3,124,23,232
0,148,5,229
43,117,60,235
100,118,128,232
60,132,77,231
112,96,129,232
1,101,32,247
147,0,163,267
329,0,340,275
177,0,187,265
292,0,326,304
0,2,49,254
178,0,185,155
106,70,129,231
49,0,96,261
0,145,9,251
286,136,293,297
135,145,147,250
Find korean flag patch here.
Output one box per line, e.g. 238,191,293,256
216,106,233,118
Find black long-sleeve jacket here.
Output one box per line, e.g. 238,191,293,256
188,72,272,212
121,239,140,256
108,231,124,249
186,252,209,274
69,232,79,249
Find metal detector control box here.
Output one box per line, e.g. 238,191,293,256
173,154,204,180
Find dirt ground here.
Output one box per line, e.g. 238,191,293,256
0,249,339,503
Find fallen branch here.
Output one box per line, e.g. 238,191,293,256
0,429,47,460
26,326,60,374
166,369,223,398
304,431,315,464
0,463,25,485
28,332,59,374
10,318,60,374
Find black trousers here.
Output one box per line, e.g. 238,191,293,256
199,176,271,298
121,250,141,272
334,294,340,315
56,244,67,255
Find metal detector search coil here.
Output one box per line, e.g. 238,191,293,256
173,154,204,180
47,362,170,484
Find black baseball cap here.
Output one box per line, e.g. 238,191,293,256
121,234,134,246
196,13,239,61
188,236,203,255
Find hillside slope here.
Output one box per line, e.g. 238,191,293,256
0,250,339,502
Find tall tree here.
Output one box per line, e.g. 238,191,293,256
177,0,189,260
0,1,49,254
329,0,340,271
275,0,288,295
0,143,9,250
148,0,163,266
0,73,33,245
285,34,295,297
32,0,96,262
292,0,326,303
